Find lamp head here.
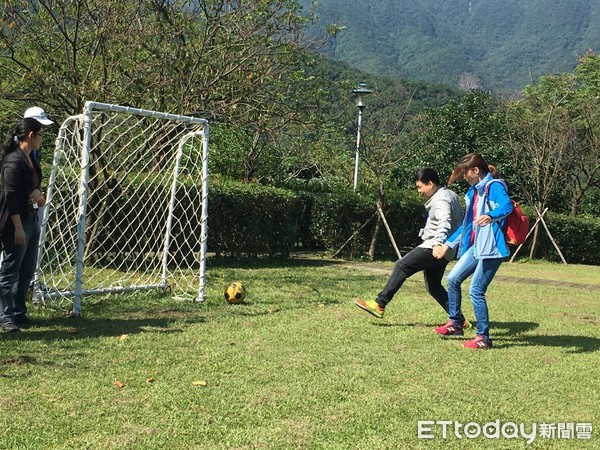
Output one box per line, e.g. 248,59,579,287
352,82,373,108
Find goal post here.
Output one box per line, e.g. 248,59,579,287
34,101,209,316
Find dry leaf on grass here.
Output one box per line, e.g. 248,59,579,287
118,334,129,341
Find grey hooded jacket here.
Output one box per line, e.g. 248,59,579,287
417,187,463,260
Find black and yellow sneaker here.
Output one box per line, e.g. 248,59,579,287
354,298,385,319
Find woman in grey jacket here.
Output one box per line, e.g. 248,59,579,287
355,168,464,321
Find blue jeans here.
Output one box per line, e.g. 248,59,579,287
0,214,40,325
447,246,503,337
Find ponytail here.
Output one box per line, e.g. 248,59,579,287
448,153,497,185
2,118,42,167
488,164,499,179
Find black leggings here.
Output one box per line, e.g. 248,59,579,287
376,246,449,312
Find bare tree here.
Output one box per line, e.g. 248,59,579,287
567,102,600,215
458,72,481,91
1,0,317,123
357,93,416,260
566,51,600,215
503,74,577,255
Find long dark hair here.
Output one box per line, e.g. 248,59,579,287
448,153,499,185
2,118,42,167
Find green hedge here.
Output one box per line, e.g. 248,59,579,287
207,185,600,264
517,211,600,265
208,183,305,257
204,183,425,258
307,189,423,257
74,178,600,264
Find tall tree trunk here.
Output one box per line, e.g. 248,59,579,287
528,225,539,259
570,198,581,216
368,213,382,261
368,181,387,261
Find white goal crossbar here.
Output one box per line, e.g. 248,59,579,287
34,101,209,315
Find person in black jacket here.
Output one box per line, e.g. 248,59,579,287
0,118,47,332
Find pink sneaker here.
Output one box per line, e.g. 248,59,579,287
463,335,493,349
434,320,464,336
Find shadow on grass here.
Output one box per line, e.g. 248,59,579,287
493,334,600,353
486,322,600,353
490,321,540,335
221,302,283,317
220,298,342,318
1,315,205,342
372,320,540,335
372,319,599,353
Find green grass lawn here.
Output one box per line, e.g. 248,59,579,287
1,257,599,449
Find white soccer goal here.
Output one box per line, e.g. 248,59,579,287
34,101,209,316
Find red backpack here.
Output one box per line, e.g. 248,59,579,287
485,181,530,246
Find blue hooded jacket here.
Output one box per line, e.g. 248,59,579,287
445,173,513,259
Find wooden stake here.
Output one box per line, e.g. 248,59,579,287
331,211,378,258
536,206,567,264
377,204,402,259
509,207,547,262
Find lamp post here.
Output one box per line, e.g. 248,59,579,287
351,82,373,190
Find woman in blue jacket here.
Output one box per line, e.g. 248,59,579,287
432,153,513,349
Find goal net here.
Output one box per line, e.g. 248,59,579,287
34,101,209,315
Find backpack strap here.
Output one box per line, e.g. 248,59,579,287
484,179,500,212
483,179,510,228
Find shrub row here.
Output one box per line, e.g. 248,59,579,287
79,179,600,264
518,210,600,265
204,183,427,258
205,183,431,258
207,183,600,265
208,183,305,257
299,189,423,257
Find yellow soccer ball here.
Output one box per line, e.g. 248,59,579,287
224,282,247,304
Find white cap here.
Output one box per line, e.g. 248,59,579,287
24,106,54,126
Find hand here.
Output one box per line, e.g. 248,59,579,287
29,189,46,207
432,244,448,259
14,227,26,246
474,214,492,227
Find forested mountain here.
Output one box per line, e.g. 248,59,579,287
301,0,600,93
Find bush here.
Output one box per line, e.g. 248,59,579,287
519,211,600,265
84,177,600,264
207,181,425,259
298,186,424,258
308,190,375,257
208,183,305,257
